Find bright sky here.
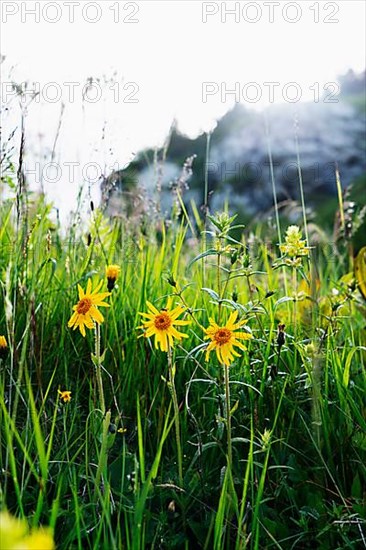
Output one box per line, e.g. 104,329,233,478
1,0,365,219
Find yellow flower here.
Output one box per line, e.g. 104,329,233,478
58,389,72,403
0,511,54,550
0,511,27,549
15,529,55,550
204,311,253,366
0,334,8,359
118,427,127,434
106,264,121,291
139,300,190,352
279,225,310,258
68,279,110,337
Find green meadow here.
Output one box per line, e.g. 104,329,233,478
1,166,366,549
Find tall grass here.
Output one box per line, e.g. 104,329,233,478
1,156,366,550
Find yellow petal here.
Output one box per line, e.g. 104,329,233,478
68,312,78,327
86,278,92,295
226,310,238,328
90,306,104,324
170,305,185,319
235,332,253,340
170,327,188,339
161,332,169,351
146,300,160,315
172,319,191,326
91,280,104,295
139,312,155,319
84,314,95,329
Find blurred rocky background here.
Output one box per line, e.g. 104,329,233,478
102,69,366,229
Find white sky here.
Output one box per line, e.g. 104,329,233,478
1,0,365,220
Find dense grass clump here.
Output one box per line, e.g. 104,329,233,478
0,175,365,549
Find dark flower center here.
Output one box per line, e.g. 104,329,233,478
77,298,92,315
154,312,172,330
214,328,231,345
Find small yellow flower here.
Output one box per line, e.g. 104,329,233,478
279,225,310,258
304,342,317,357
204,311,253,366
118,427,127,434
260,428,272,450
58,389,72,403
106,264,121,291
68,279,110,337
139,300,190,352
0,335,8,359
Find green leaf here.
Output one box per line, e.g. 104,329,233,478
351,473,362,499
201,287,220,301
352,430,366,451
343,347,363,388
274,296,294,308
187,248,217,270
230,400,239,416
48,257,57,274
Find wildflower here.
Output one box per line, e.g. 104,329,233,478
0,511,27,548
0,335,8,359
260,428,272,450
118,427,127,434
0,510,55,550
68,279,110,337
204,311,253,366
279,225,310,259
58,389,72,403
106,264,121,291
139,300,190,352
21,530,55,550
208,211,237,234
304,342,317,357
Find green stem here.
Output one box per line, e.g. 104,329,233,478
93,323,111,503
95,323,105,415
294,119,309,246
176,287,205,331
246,274,262,329
224,363,232,470
292,268,298,339
265,112,288,298
202,131,211,287
168,346,183,487
220,268,231,302
217,240,222,323
94,410,111,498
167,347,188,547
